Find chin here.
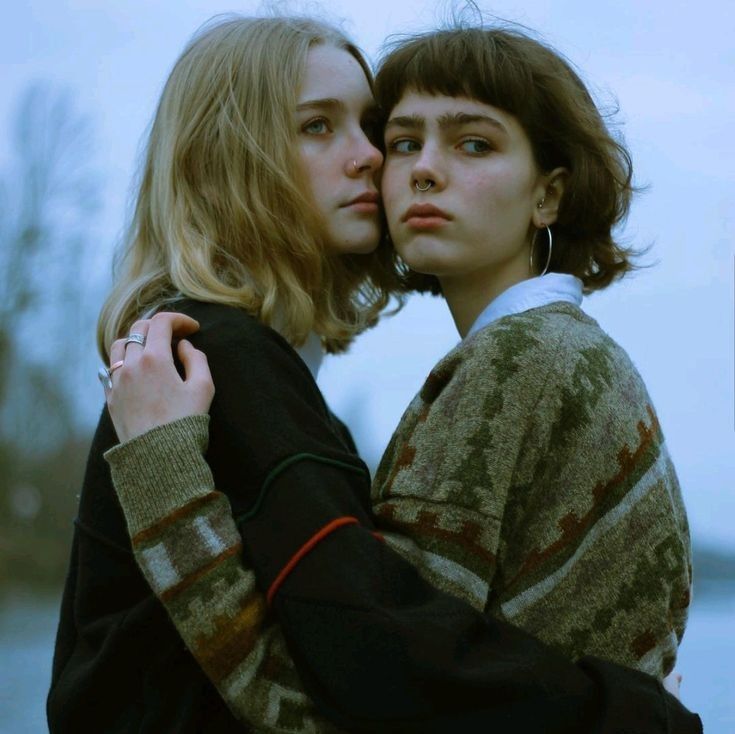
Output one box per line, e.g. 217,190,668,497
327,227,381,255
346,242,380,255
328,240,380,256
395,244,448,276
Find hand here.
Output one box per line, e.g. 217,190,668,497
663,670,682,699
104,312,215,443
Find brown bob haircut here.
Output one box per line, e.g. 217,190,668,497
375,27,637,294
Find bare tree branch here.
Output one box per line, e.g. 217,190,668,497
0,82,101,454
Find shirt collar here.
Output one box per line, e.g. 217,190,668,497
466,273,584,339
296,331,324,380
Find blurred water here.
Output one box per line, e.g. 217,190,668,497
676,589,735,733
0,589,732,733
0,591,60,734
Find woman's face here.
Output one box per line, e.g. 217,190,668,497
382,92,551,287
297,44,383,255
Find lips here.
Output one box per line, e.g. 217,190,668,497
343,192,380,207
402,203,452,228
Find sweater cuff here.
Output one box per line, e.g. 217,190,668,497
104,415,215,536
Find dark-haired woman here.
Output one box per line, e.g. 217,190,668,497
100,22,696,734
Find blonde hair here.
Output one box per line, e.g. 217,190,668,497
98,15,400,359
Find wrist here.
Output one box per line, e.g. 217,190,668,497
104,414,215,536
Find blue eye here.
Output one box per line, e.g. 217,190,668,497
388,139,421,154
302,118,330,135
460,139,491,154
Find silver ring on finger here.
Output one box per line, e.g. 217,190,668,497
125,332,146,348
98,366,113,391
98,359,124,390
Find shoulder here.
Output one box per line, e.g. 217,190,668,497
170,299,314,382
538,305,646,396
469,303,641,381
452,304,651,417
171,300,287,349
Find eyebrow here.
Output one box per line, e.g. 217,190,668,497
296,97,380,123
385,111,508,135
296,97,345,113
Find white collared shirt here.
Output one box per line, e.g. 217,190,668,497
466,273,584,340
296,331,324,380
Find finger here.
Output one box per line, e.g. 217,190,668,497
177,339,213,389
98,364,113,398
662,670,682,698
117,319,151,371
146,313,200,364
152,312,200,337
123,319,152,356
109,338,127,367
170,313,200,337
102,339,128,399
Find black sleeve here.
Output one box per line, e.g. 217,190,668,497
243,470,701,734
180,301,701,734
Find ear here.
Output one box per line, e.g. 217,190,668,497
533,167,568,228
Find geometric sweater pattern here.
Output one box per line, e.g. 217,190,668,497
105,302,692,731
370,303,691,677
107,424,340,734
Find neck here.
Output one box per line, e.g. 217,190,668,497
440,259,532,338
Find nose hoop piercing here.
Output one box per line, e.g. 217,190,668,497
415,180,433,192
352,160,360,174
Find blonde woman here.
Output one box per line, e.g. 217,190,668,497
48,16,395,733
51,15,699,734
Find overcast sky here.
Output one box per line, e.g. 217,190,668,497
2,0,733,549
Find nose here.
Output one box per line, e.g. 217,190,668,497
346,131,384,177
411,143,445,191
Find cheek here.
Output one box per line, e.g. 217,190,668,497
469,167,534,218
380,166,404,219
300,153,331,211
301,136,343,175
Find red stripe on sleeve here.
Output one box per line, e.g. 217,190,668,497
267,516,360,605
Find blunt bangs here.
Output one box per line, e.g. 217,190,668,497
376,30,536,139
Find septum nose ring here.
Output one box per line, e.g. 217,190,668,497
415,180,433,192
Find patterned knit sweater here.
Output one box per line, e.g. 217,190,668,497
105,302,692,732
371,303,691,672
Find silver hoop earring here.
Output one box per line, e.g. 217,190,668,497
415,180,432,192
529,225,553,276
